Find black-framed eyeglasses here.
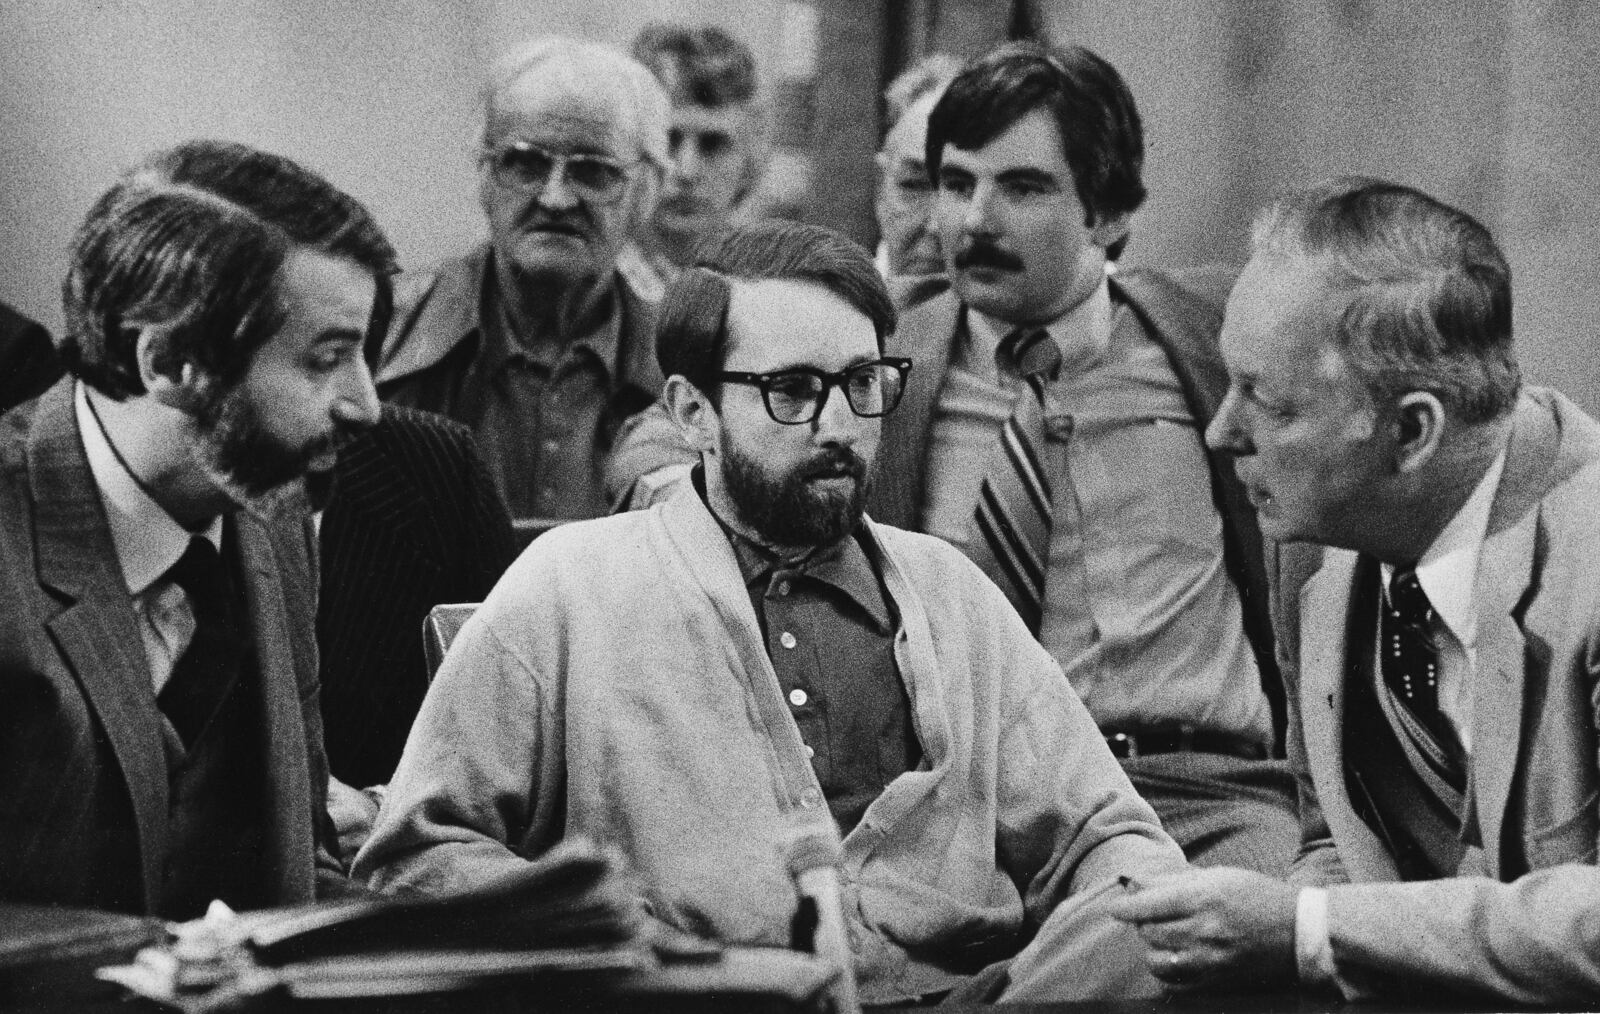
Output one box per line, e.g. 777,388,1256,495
483,140,639,206
714,357,913,425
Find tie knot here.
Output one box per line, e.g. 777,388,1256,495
1387,569,1433,624
167,536,226,603
1002,327,1061,382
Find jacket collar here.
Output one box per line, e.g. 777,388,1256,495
28,379,172,907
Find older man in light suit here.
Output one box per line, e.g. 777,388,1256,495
1111,178,1600,1006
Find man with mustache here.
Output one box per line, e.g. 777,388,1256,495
357,220,1188,1004
376,37,670,523
0,139,392,917
872,42,1298,874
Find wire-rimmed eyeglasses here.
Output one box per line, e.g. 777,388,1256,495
713,358,913,425
483,140,639,206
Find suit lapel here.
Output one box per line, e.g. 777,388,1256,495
28,381,171,909
1299,550,1357,809
872,291,960,529
233,508,316,901
1467,393,1560,876
1299,549,1402,880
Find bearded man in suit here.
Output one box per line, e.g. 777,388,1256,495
0,140,392,917
1111,178,1600,1006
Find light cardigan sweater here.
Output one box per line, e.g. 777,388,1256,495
355,488,1182,1001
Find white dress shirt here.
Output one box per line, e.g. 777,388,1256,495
75,382,223,695
1295,447,1508,990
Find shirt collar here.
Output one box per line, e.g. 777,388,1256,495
693,465,892,632
480,251,624,379
75,382,223,596
966,276,1114,382
1381,448,1507,650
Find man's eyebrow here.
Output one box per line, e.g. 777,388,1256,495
995,167,1062,187
311,328,365,346
744,354,879,375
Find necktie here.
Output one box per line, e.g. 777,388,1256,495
157,537,244,749
1382,569,1450,744
967,328,1063,634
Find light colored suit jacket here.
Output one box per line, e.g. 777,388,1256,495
1274,386,1600,1003
0,380,340,914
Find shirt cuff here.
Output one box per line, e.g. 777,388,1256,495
1294,886,1337,989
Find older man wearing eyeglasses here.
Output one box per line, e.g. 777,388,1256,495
375,37,671,522
356,220,1186,1006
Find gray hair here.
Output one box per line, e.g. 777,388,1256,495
883,52,962,127
481,36,671,174
1252,176,1519,424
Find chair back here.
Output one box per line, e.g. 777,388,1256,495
422,603,480,682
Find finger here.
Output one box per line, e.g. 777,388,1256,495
1106,883,1204,923
1134,916,1202,951
1148,948,1203,987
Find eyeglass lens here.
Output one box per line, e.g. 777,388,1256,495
766,363,905,423
494,144,628,200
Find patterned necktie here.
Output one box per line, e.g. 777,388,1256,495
968,328,1063,634
1382,569,1451,744
157,537,245,748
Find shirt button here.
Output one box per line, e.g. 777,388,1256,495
799,787,822,808
779,631,797,649
804,743,815,759
541,438,559,452
789,688,808,707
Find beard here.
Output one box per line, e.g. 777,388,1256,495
720,436,870,549
192,384,347,517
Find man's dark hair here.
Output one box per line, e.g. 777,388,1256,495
657,220,896,401
631,24,757,108
926,41,1144,249
1253,176,1519,424
61,139,399,400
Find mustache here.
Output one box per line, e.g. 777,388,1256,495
953,241,1024,272
517,207,590,236
801,447,868,481
302,421,367,469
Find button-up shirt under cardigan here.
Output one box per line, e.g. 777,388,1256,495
354,488,1182,1003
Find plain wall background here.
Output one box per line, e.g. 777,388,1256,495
4,0,1598,413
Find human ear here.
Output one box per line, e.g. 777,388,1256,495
628,163,664,231
663,374,719,454
1393,390,1447,475
1089,210,1132,252
134,325,214,414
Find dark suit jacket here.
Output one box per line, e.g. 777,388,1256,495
869,271,1282,736
0,301,63,413
317,404,516,788
1273,387,1600,1003
0,380,338,914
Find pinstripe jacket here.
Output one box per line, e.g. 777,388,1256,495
317,404,516,788
0,379,338,914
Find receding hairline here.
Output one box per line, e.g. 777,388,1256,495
479,38,669,167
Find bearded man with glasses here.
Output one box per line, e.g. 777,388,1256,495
357,220,1188,1005
375,37,671,522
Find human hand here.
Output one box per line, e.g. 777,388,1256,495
326,775,381,866
1105,867,1297,991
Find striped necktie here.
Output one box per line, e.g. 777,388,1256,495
1379,569,1466,791
967,328,1063,633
